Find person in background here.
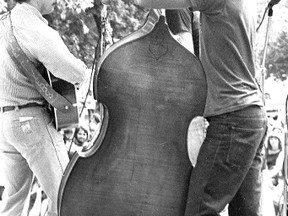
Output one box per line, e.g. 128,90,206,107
88,122,101,141
87,112,101,141
264,132,283,173
90,112,101,124
134,1,267,216
0,185,3,201
63,128,74,149
261,129,284,216
0,0,89,215
67,125,89,159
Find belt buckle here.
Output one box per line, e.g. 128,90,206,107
0,107,3,113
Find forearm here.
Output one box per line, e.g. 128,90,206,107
133,0,192,9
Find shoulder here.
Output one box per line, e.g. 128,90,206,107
191,0,225,15
11,3,50,33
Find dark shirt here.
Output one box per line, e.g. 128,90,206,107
165,9,200,57
266,148,281,169
166,9,192,35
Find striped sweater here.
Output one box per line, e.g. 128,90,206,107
0,3,89,107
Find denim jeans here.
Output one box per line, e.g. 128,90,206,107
0,107,69,216
184,105,267,216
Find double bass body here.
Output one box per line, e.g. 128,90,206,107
58,11,207,216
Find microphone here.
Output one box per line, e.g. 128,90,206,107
268,0,281,7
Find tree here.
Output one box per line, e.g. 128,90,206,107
100,0,146,40
50,0,99,68
256,0,288,81
266,31,288,80
47,0,146,68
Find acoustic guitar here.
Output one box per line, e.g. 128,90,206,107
39,64,79,130
5,11,79,131
47,72,79,130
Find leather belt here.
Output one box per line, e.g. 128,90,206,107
0,103,44,113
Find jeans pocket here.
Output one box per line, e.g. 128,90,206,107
12,117,43,148
226,126,264,168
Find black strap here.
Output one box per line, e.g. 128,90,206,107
5,13,74,113
190,10,200,58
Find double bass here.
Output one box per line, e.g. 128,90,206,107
58,10,207,216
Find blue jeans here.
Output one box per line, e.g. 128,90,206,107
184,105,267,216
0,107,69,216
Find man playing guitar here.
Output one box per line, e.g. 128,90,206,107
0,0,89,215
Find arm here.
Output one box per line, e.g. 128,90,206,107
12,7,89,87
268,150,284,178
33,30,90,86
166,9,194,53
134,0,192,9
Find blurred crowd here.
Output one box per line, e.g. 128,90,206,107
261,110,286,216
63,112,102,159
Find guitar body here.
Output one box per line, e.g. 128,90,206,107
47,72,79,130
58,11,207,216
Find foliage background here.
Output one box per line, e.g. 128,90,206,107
257,0,288,81
1,0,287,80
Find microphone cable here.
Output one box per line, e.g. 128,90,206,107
257,0,280,32
257,6,269,32
79,3,108,118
